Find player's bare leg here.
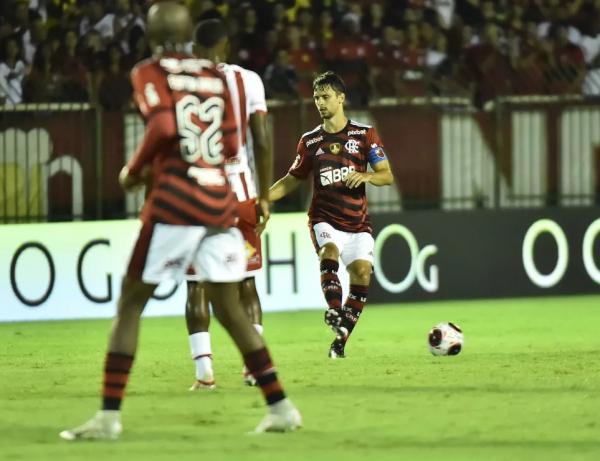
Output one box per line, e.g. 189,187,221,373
205,281,301,432
329,259,371,358
241,277,262,325
186,281,215,390
60,276,156,440
240,277,263,385
318,243,346,338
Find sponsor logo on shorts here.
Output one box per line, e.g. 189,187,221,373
164,257,185,269
320,232,332,239
225,253,239,264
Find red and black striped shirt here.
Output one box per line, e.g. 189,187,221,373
289,120,388,234
128,55,239,227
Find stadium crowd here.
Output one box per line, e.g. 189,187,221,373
2,0,600,109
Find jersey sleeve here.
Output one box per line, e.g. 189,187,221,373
366,127,388,167
130,62,172,120
245,70,267,114
288,138,313,179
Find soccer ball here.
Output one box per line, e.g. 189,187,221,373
427,322,464,356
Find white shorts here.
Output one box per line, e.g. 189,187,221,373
312,222,374,266
127,223,246,284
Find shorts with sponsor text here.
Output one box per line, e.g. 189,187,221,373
311,221,374,266
127,222,246,284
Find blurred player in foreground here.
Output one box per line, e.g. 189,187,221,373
59,2,300,441
186,18,272,390
269,71,393,358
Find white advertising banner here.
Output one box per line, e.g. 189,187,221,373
0,214,344,322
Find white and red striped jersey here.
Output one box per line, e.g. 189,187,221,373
218,63,267,202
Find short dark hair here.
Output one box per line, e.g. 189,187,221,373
194,18,227,48
312,71,346,95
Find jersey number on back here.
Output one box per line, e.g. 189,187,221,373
175,95,224,165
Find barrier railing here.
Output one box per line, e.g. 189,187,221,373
1,96,598,222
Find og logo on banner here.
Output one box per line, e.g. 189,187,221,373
373,224,438,293
522,218,600,288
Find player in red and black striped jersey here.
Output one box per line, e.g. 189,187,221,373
269,71,393,359
59,2,300,441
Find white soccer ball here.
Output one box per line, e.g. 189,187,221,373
427,322,464,356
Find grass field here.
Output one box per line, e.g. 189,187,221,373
1,295,599,461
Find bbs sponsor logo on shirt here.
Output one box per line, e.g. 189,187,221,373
319,165,355,186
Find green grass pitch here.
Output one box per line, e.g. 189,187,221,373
1,295,599,461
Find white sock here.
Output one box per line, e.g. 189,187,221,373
253,323,264,336
189,332,213,381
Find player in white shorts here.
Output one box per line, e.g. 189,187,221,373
269,71,393,358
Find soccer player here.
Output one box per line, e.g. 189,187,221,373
59,2,300,440
269,71,393,358
186,18,272,390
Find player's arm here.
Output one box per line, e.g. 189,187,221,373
249,111,272,228
346,160,393,189
268,173,302,201
120,110,175,191
120,65,171,192
270,138,311,200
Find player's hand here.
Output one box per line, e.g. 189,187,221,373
345,171,372,189
119,165,149,191
256,198,270,235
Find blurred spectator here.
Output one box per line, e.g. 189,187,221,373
429,32,470,97
22,42,61,102
315,9,334,49
98,43,132,110
461,22,512,107
112,0,146,53
0,35,27,104
263,1,289,34
537,1,582,44
52,28,89,102
455,0,483,27
369,26,404,98
295,7,316,44
434,0,456,29
545,23,586,94
8,0,32,37
324,12,372,106
122,24,150,70
398,21,428,97
233,4,261,71
263,49,299,100
284,24,320,97
362,1,386,40
21,13,47,65
79,0,111,39
511,20,547,95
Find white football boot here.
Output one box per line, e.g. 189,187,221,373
59,410,122,441
254,399,302,433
